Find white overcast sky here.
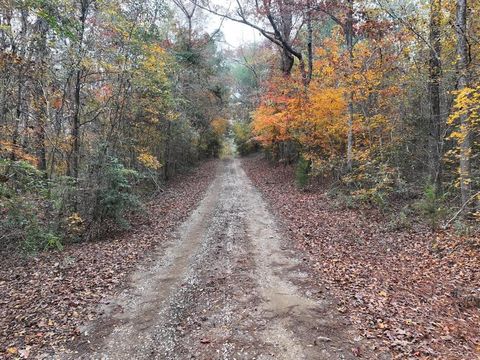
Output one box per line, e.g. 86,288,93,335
209,15,259,48
171,0,262,48
205,0,260,48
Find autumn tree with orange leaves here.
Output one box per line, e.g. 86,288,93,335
239,0,479,216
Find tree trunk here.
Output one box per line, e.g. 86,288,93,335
11,68,22,162
280,48,294,75
163,119,171,180
346,0,354,170
10,9,28,163
455,0,472,208
35,18,49,172
36,111,47,172
428,0,443,193
71,69,81,179
68,0,90,179
306,0,313,85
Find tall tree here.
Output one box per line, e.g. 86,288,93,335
69,0,95,180
429,0,443,193
317,0,358,169
454,0,472,208
199,0,314,84
345,0,355,170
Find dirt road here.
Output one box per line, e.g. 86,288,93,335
69,159,360,359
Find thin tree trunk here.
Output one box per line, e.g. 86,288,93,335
428,0,443,193
36,110,47,171
71,70,81,179
35,19,49,172
10,10,28,163
346,0,354,170
69,0,90,179
455,0,472,208
306,0,313,85
11,67,22,162
164,120,171,180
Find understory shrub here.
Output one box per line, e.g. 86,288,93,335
0,159,63,253
295,155,311,189
94,157,140,227
233,121,258,156
414,184,446,230
0,155,141,252
342,160,401,210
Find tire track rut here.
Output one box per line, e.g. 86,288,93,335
67,159,357,359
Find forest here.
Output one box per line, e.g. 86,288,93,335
0,0,479,359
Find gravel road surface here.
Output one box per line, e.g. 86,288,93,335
68,158,359,359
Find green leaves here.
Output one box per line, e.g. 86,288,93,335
30,0,77,40
95,157,140,227
415,184,446,230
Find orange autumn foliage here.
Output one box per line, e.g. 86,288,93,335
252,28,405,171
211,118,229,137
252,75,300,145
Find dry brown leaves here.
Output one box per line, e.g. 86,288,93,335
242,156,479,359
0,160,218,359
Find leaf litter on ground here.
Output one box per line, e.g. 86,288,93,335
0,160,218,359
242,155,479,359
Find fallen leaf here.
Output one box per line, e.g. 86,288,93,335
19,347,30,358
7,347,18,355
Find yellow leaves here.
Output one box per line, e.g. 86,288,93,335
458,176,472,185
5,346,31,358
0,141,38,166
448,86,480,128
446,84,480,189
294,87,348,155
473,211,480,222
141,44,168,75
137,151,162,170
132,42,174,122
211,118,228,137
136,44,171,94
67,213,83,225
67,213,84,235
254,32,404,172
253,83,347,157
79,56,95,70
166,111,179,122
7,346,31,359
309,87,347,121
252,75,298,145
449,131,464,141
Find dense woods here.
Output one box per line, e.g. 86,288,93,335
2,0,479,249
1,0,479,358
0,0,229,250
222,0,480,226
